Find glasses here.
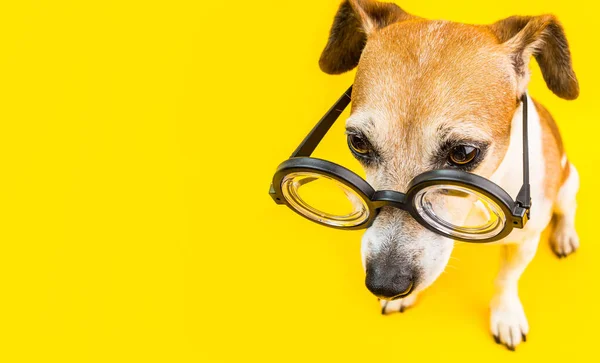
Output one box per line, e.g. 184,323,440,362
269,86,531,243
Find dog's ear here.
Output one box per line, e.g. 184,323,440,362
319,0,414,75
489,15,579,100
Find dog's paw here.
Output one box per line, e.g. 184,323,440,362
380,294,418,315
550,219,579,258
490,294,529,351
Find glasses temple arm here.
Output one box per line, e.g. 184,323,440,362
516,93,531,210
290,86,353,158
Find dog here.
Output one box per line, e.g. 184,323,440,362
319,0,580,350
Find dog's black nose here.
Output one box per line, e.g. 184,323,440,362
365,266,414,300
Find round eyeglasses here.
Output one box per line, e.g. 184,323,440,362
269,86,531,243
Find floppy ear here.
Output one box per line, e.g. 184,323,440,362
319,0,414,75
489,15,579,100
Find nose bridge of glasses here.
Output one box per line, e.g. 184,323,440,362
372,190,409,210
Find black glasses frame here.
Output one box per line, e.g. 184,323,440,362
269,86,531,243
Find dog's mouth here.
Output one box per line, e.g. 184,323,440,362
373,281,415,301
389,281,414,300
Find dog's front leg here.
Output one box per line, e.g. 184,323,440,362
490,235,539,350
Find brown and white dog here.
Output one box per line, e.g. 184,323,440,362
319,0,580,350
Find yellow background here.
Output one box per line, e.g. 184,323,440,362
1,0,598,361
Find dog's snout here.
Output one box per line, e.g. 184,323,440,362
365,266,415,300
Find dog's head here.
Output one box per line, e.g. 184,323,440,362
320,0,578,299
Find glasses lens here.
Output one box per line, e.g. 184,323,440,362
414,184,506,240
281,172,370,227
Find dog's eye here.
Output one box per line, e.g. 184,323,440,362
348,134,370,155
448,145,479,165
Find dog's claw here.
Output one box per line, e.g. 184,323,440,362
494,334,517,351
399,305,405,313
492,329,526,350
381,301,388,315
554,250,565,258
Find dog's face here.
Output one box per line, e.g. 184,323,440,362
320,0,578,299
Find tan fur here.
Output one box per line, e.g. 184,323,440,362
534,99,572,187
534,99,571,198
351,21,517,187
